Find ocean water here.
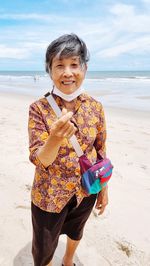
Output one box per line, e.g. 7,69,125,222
0,70,150,111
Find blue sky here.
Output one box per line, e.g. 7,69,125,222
0,0,150,71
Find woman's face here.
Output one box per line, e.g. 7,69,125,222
50,56,87,94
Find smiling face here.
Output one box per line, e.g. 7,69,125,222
50,56,87,94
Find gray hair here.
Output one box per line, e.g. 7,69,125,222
45,33,90,73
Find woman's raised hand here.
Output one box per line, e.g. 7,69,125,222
50,108,77,139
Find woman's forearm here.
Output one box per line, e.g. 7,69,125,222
37,134,63,168
37,109,76,168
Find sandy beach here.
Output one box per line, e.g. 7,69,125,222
0,91,150,266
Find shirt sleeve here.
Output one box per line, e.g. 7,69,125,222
28,102,49,170
94,104,107,158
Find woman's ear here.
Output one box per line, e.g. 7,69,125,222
48,66,52,79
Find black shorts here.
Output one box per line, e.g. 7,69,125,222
31,194,97,266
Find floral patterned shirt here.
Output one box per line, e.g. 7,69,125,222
28,92,106,213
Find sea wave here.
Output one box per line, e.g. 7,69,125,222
0,73,150,82
86,76,150,82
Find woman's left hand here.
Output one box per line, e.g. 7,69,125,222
95,186,108,215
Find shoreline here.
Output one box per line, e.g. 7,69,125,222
0,70,150,112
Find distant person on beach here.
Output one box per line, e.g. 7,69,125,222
28,33,108,266
34,75,39,82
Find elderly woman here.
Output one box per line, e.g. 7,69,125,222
28,33,108,266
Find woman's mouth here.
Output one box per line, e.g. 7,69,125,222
62,81,75,85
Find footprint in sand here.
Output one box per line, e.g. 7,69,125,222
140,164,147,170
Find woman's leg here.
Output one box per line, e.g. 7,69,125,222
46,261,52,266
62,236,80,266
31,202,68,266
61,194,97,265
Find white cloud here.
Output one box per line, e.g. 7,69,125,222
110,3,150,33
23,42,48,49
92,3,150,59
97,36,150,58
142,0,150,3
0,13,70,22
110,3,135,16
0,2,150,68
0,13,48,20
0,40,51,59
0,45,31,59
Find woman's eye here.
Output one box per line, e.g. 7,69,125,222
71,64,78,67
56,64,63,67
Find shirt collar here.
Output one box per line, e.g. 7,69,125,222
52,93,86,114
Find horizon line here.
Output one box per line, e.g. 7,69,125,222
0,69,150,72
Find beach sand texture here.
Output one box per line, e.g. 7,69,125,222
0,92,150,266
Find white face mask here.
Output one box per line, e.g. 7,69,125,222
52,86,84,102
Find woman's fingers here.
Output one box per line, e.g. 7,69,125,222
57,122,76,138
50,108,78,139
95,187,108,215
61,108,68,116
63,124,77,138
58,121,73,136
55,111,73,129
51,120,76,139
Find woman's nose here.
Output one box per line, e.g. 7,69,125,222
63,67,73,77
